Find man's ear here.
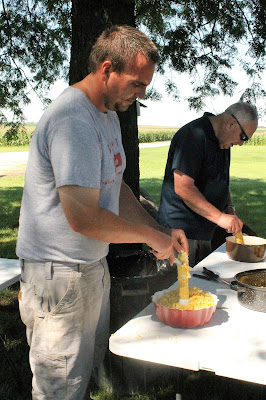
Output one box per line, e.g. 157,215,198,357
102,60,112,82
224,116,235,133
228,116,236,129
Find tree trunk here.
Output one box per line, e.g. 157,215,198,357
117,104,139,199
69,0,141,253
69,0,139,199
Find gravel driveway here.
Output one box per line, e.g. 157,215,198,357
0,151,29,176
0,142,171,177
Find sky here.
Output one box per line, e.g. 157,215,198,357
138,70,266,127
21,67,265,127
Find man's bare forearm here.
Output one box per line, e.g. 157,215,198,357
180,185,222,224
174,173,243,234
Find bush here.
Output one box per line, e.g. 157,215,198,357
138,128,266,145
138,130,176,143
244,134,266,145
0,124,35,146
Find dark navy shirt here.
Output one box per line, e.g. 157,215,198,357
157,113,230,240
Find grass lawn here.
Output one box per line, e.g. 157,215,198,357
0,176,24,259
0,145,30,152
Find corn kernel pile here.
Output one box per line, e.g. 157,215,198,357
156,287,215,310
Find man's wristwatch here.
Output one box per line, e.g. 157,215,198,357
225,204,235,210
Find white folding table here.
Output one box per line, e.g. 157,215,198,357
0,258,21,290
109,244,266,386
0,257,22,384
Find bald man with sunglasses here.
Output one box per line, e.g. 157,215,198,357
157,102,258,267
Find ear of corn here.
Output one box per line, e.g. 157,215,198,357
177,252,190,302
235,231,244,244
178,263,190,300
177,251,189,265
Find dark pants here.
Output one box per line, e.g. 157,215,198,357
187,239,212,267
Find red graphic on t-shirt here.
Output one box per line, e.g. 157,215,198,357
108,143,113,154
114,152,122,172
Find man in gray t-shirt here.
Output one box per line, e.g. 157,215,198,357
16,25,188,400
17,86,125,264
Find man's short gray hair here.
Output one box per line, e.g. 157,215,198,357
225,102,258,123
89,25,159,74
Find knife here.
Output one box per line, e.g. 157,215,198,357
193,267,231,286
202,267,231,285
192,273,213,281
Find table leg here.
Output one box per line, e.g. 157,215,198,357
175,368,184,399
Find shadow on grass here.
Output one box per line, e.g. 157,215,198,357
0,186,23,225
0,186,23,258
0,184,32,398
140,178,163,205
0,284,32,399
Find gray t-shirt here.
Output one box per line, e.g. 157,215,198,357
16,87,126,263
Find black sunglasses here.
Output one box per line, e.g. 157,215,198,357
230,113,249,142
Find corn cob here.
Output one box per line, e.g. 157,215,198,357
177,251,189,265
177,252,190,304
235,231,244,244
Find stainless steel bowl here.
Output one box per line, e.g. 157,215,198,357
226,235,266,263
231,269,266,312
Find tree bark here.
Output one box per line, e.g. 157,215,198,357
69,0,141,254
69,0,139,199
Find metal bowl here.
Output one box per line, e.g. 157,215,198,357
226,236,266,263
152,288,217,328
231,269,266,312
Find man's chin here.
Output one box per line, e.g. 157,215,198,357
114,103,132,112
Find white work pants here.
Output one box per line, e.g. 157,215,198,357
18,258,110,400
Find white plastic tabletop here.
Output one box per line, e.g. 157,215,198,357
0,258,21,290
109,244,266,385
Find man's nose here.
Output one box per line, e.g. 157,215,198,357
136,86,146,99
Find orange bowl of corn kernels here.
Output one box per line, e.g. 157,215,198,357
152,287,218,328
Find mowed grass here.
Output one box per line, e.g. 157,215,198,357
140,145,266,238
229,146,266,235
0,176,24,259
